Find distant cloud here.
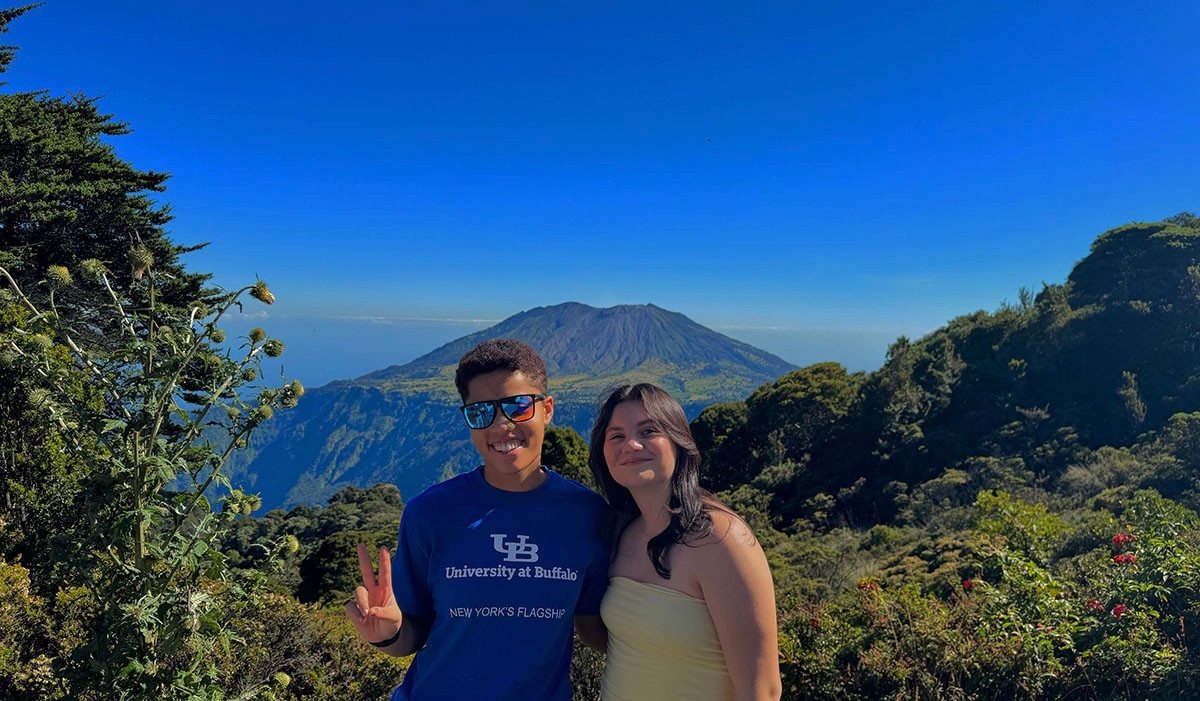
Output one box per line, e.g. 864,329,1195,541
279,314,499,325
712,323,905,335
227,310,271,320
711,324,798,332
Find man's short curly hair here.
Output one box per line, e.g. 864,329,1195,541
454,339,548,401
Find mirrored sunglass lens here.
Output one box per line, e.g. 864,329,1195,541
502,395,537,422
463,403,495,428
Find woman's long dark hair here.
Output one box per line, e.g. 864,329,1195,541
588,383,714,578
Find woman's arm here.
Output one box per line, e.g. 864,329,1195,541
697,513,782,701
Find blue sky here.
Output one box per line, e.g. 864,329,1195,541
6,1,1199,386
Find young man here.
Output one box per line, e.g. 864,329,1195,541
346,338,610,700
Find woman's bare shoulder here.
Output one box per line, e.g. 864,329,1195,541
692,504,761,555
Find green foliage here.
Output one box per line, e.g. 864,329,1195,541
223,483,404,598
569,638,604,701
745,362,862,457
0,89,212,325
217,593,406,700
298,530,387,606
1,254,303,697
543,425,595,489
697,363,863,512
779,487,1200,699
1,0,220,591
0,10,320,694
0,559,62,700
974,489,1069,565
1,8,39,95
692,400,750,492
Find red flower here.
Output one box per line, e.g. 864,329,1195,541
1086,599,1104,613
1113,533,1137,547
1113,553,1137,564
810,617,820,628
962,579,974,591
1112,604,1128,619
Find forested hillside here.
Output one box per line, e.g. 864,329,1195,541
696,216,1200,528
6,5,1200,699
693,213,1200,697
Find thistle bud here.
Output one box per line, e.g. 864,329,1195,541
250,280,275,305
130,246,154,280
240,367,258,382
250,406,274,423
79,258,108,280
199,352,222,372
208,327,226,344
281,534,300,556
263,339,284,357
248,327,267,344
46,265,72,288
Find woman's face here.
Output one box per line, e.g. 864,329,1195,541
601,399,677,491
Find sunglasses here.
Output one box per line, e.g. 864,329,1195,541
460,394,547,430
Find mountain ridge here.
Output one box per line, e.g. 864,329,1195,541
239,302,797,509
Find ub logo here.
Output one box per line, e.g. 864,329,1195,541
492,534,539,563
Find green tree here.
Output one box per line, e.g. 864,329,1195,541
692,400,750,493
297,530,386,606
543,425,595,490
746,362,861,463
0,54,213,329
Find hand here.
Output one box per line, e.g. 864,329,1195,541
345,543,404,646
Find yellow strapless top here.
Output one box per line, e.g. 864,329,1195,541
599,576,733,701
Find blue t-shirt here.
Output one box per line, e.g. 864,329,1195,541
390,466,610,701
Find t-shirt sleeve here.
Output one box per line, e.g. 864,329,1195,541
391,503,434,618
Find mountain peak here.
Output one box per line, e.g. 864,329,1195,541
357,301,794,386
240,301,797,508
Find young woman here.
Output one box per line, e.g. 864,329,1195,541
588,383,781,701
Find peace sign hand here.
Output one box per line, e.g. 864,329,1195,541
345,543,405,648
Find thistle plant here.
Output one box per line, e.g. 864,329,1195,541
0,251,302,700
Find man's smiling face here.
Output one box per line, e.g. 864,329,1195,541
464,369,554,491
